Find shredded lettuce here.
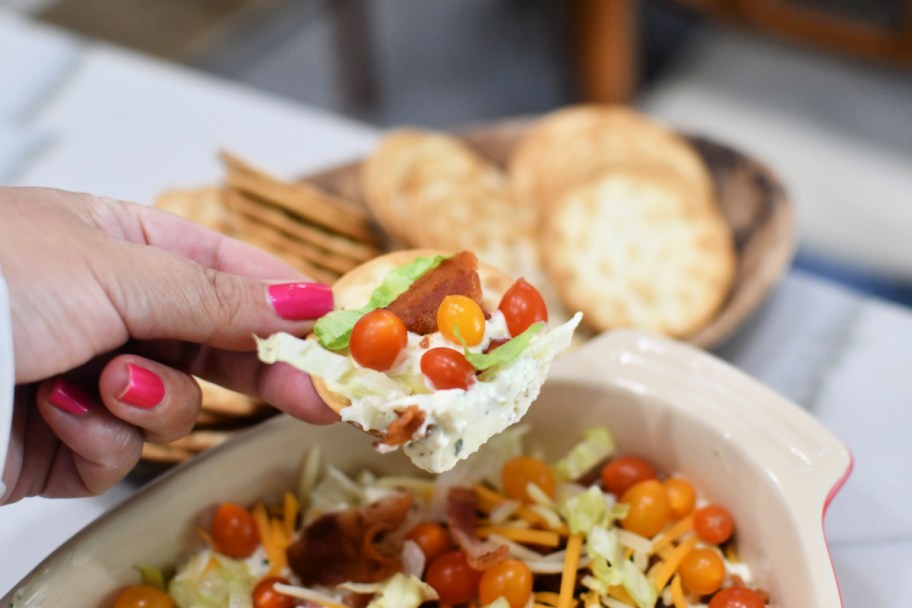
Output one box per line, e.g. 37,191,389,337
480,598,512,608
559,485,608,535
168,551,255,608
552,427,616,482
339,573,438,608
137,565,166,591
455,322,543,372
586,526,657,608
314,254,446,350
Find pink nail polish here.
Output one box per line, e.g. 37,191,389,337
48,379,91,416
119,364,165,409
268,282,333,320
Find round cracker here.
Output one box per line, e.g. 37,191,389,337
313,249,515,415
510,105,716,212
541,166,736,338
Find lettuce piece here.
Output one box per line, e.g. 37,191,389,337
343,573,438,608
586,526,657,608
552,427,615,482
481,598,512,608
314,254,446,350
455,322,543,373
559,485,608,535
168,551,254,608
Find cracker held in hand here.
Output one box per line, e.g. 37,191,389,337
541,167,735,338
256,250,581,473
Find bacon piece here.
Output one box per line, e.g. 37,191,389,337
386,251,487,335
446,486,508,570
378,405,426,448
287,492,413,586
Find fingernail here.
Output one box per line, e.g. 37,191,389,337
48,378,91,416
119,363,165,409
267,282,333,320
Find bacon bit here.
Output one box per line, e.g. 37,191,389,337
378,405,426,448
418,335,431,349
386,251,487,335
287,492,413,586
446,487,508,570
484,338,509,354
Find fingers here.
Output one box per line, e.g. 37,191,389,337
97,354,202,443
96,240,334,351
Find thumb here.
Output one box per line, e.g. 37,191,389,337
99,240,334,350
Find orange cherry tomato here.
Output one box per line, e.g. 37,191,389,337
708,587,767,608
349,309,408,371
620,479,670,538
407,522,453,562
601,455,657,497
478,559,533,608
425,550,481,604
252,577,294,608
420,347,476,390
437,295,485,346
663,477,697,520
498,278,547,337
211,502,259,558
694,504,735,545
502,455,556,503
678,548,726,596
113,585,175,608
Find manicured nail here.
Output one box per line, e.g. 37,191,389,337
267,282,333,320
48,378,91,416
119,363,165,409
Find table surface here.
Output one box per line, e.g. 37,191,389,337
2,10,911,607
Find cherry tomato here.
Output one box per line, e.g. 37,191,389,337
502,455,556,503
498,278,547,337
211,502,259,558
620,479,670,538
113,585,174,608
663,477,697,520
694,504,735,545
252,577,294,608
601,455,657,497
407,522,453,562
349,309,407,371
425,550,481,604
678,547,726,595
708,587,767,608
420,347,476,390
478,559,533,608
437,295,485,346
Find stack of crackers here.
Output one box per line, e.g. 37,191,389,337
147,104,738,465
360,105,736,340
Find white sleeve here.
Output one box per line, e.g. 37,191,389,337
0,269,13,497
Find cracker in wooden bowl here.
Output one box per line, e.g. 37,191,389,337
510,105,716,212
541,166,736,338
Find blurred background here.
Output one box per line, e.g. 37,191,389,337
3,0,912,306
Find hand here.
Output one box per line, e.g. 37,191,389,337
0,187,338,503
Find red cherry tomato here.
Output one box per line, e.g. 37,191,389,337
407,522,453,562
620,479,671,538
678,548,726,595
708,587,767,608
601,455,657,497
252,577,294,608
478,559,533,608
113,585,175,608
349,309,407,371
420,347,476,390
694,504,735,545
502,456,556,503
425,550,481,604
211,503,259,558
437,295,486,346
498,278,547,337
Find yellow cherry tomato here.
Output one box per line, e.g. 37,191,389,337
437,295,485,346
678,548,726,595
663,477,697,520
502,456,556,503
620,479,671,538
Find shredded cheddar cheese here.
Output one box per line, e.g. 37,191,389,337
476,526,561,547
652,514,694,554
651,535,698,592
670,574,688,608
557,533,583,608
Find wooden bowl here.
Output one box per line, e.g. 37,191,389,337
303,119,795,351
